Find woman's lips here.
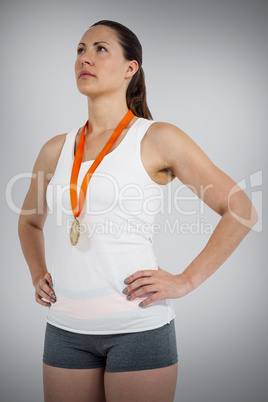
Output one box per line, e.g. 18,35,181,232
80,73,94,78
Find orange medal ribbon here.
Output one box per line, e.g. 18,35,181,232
70,109,135,245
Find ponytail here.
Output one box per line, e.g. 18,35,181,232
127,67,153,120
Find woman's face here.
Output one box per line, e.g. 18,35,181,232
74,25,137,98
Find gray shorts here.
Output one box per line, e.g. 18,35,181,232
43,319,178,372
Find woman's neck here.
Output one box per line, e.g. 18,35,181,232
86,95,130,135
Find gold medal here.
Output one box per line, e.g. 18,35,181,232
70,217,80,246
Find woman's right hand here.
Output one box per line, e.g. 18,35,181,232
34,272,56,307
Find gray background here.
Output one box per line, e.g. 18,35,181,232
1,0,267,401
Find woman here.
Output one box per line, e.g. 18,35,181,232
18,20,258,402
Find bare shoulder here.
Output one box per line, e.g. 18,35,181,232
145,121,201,175
146,121,195,152
18,132,69,228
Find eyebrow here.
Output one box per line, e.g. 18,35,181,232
78,41,110,47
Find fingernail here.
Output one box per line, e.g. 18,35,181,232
127,295,131,300
51,298,55,303
46,303,51,307
139,302,143,307
51,294,56,299
124,278,129,284
122,288,128,294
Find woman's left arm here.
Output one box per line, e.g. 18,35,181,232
122,122,259,307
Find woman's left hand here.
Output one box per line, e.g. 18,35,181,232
122,266,194,307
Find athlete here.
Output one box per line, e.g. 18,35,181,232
18,20,258,402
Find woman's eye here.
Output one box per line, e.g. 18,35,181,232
97,45,106,52
77,48,84,54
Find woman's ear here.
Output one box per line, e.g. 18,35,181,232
125,60,139,78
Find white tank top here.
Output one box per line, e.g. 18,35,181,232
46,117,176,334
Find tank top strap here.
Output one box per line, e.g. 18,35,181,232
59,128,79,167
49,128,79,185
134,118,157,143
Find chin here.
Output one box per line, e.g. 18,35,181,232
77,86,99,97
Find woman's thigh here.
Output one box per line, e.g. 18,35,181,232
43,363,106,402
104,363,178,402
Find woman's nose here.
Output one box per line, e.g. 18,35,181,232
80,51,94,65
82,57,93,65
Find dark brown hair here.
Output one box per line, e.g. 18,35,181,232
90,20,153,120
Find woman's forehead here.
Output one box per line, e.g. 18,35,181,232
80,25,118,44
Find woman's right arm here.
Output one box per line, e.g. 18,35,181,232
18,134,66,307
